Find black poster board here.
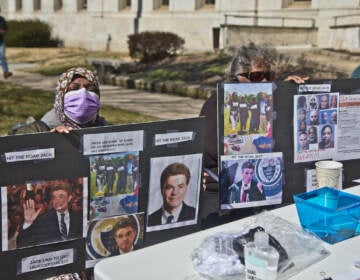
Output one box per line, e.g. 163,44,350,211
217,79,360,206
0,117,205,277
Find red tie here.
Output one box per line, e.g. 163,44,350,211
241,187,247,202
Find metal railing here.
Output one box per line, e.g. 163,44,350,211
224,14,316,28
332,13,360,27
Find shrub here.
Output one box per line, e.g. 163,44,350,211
6,20,62,47
127,31,184,63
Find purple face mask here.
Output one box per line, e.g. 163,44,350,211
64,88,100,125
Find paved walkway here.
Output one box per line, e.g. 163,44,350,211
6,63,205,120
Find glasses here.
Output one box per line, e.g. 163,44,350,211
237,71,274,82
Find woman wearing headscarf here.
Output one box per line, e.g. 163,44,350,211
41,67,108,133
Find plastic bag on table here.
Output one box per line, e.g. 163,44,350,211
191,210,330,280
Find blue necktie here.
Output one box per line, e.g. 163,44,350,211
166,215,174,224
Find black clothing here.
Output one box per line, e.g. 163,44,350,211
147,202,196,226
17,209,83,248
0,16,7,43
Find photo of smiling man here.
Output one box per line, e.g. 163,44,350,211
146,154,202,232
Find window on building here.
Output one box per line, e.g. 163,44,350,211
118,0,131,10
78,0,87,10
15,0,22,11
287,0,311,8
200,0,215,9
54,0,63,11
157,0,169,10
34,0,41,11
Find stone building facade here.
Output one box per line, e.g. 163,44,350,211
1,0,360,52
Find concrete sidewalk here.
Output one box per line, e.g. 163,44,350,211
6,63,205,120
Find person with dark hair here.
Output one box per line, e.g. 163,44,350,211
319,94,329,110
298,120,306,133
330,111,337,124
0,16,12,79
298,131,308,151
308,95,318,110
95,156,107,194
17,185,82,248
298,108,306,121
297,95,306,109
110,216,138,256
116,159,127,194
239,96,249,132
319,125,334,149
309,109,319,125
330,95,337,108
148,163,195,226
307,126,318,144
321,111,329,124
249,97,260,132
226,161,265,203
228,92,240,132
105,160,116,195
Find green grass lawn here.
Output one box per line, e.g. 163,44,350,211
0,81,159,136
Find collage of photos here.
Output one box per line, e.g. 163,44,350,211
220,153,283,210
2,177,88,251
223,83,273,155
146,153,202,232
86,213,144,268
89,152,140,220
294,93,339,162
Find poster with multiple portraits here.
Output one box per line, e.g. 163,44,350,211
0,117,204,278
294,84,339,163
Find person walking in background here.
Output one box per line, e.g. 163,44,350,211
0,16,12,79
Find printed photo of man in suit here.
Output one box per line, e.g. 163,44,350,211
110,216,139,256
17,184,83,248
227,161,265,203
148,163,195,227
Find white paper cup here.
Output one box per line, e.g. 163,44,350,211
315,160,343,189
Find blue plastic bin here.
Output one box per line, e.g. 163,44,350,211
293,187,360,244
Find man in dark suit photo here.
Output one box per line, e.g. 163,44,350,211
227,161,265,203
17,185,83,248
148,162,195,226
110,216,139,256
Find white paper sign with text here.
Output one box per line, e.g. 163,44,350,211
83,130,144,155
